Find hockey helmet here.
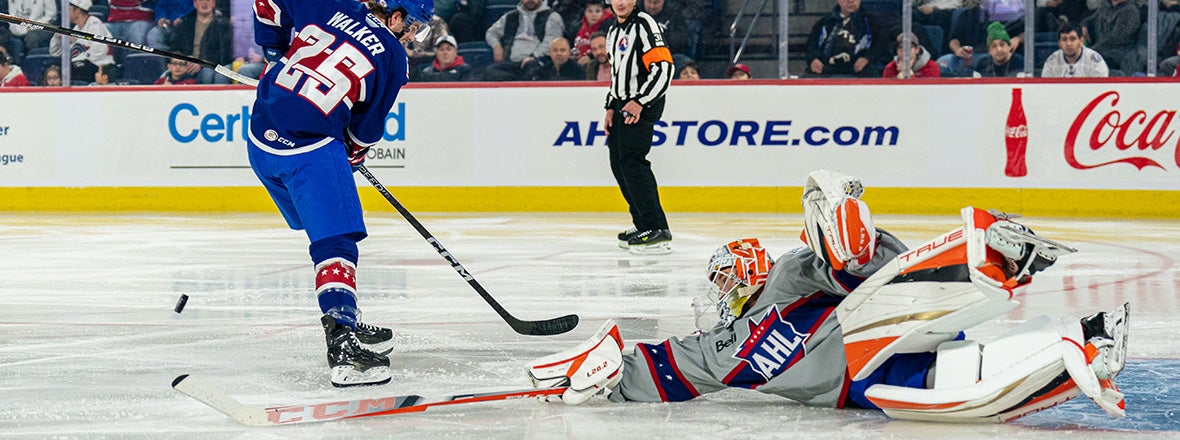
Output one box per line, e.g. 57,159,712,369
706,238,773,318
374,0,433,40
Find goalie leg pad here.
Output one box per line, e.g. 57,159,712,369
863,307,1129,423
527,320,624,405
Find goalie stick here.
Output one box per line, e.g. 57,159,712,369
0,12,579,335
172,374,566,426
0,12,257,85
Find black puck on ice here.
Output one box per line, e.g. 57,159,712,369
174,294,189,313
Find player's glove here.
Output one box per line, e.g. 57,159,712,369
343,136,370,171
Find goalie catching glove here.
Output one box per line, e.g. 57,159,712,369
526,320,624,405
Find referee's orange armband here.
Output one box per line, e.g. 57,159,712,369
641,47,673,71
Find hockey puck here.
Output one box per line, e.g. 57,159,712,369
174,294,189,313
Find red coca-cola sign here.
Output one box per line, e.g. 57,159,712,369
1065,91,1175,170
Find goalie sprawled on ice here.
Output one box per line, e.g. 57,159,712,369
528,169,1129,423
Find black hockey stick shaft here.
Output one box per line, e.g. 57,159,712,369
0,12,257,85
357,166,578,336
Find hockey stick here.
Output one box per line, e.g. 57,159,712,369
0,12,258,85
356,165,580,336
0,11,579,336
172,374,566,426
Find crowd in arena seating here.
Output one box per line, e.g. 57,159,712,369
2,0,1179,87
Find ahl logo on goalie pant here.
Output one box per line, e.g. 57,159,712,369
732,304,811,381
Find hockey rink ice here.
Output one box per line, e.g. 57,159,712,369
0,211,1177,438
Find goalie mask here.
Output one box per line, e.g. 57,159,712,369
701,238,773,328
802,195,877,271
985,220,1077,282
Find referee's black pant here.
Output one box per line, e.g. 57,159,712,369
608,97,668,231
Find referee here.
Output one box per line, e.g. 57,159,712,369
604,0,674,255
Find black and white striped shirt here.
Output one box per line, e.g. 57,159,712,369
605,11,674,108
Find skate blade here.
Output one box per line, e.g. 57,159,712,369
628,242,672,255
617,240,630,249
330,366,392,388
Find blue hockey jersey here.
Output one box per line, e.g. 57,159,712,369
250,0,408,154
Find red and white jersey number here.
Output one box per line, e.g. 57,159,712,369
275,25,374,115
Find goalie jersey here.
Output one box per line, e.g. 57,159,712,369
250,0,408,155
610,231,909,407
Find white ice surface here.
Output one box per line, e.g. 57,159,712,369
0,212,1177,439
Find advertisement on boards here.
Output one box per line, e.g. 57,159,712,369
0,82,1177,190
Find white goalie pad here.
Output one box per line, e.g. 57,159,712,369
838,207,1025,381
863,311,1127,422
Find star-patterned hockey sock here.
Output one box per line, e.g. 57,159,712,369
316,257,360,329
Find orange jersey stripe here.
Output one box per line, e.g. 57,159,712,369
641,46,673,71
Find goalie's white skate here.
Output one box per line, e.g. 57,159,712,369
1063,302,1130,417
527,320,624,405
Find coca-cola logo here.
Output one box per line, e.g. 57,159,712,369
1065,91,1175,170
1005,125,1028,138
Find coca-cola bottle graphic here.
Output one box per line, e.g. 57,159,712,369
1005,88,1028,177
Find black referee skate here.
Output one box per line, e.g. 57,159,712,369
322,314,392,388
627,229,672,255
617,228,639,249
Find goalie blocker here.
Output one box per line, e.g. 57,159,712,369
838,207,1129,422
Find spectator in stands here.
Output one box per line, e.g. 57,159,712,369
974,21,1024,77
803,0,886,78
168,0,233,84
884,32,941,78
677,59,700,80
7,0,55,62
915,0,962,32
404,14,450,69
726,63,751,80
584,30,610,80
417,34,473,81
643,0,690,59
679,0,713,59
434,0,458,22
7,0,57,60
90,63,120,85
523,36,583,80
38,63,60,86
1042,21,1108,77
155,58,197,84
1081,0,1140,69
449,0,485,43
146,0,194,50
49,0,116,82
570,0,613,64
0,51,30,86
1161,42,1180,77
482,0,564,81
939,1,1026,77
107,0,155,46
1036,0,1094,33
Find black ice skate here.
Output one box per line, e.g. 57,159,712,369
627,229,672,255
355,320,394,355
617,228,639,249
322,314,392,388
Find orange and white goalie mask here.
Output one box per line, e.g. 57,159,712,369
802,194,877,272
699,238,773,329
